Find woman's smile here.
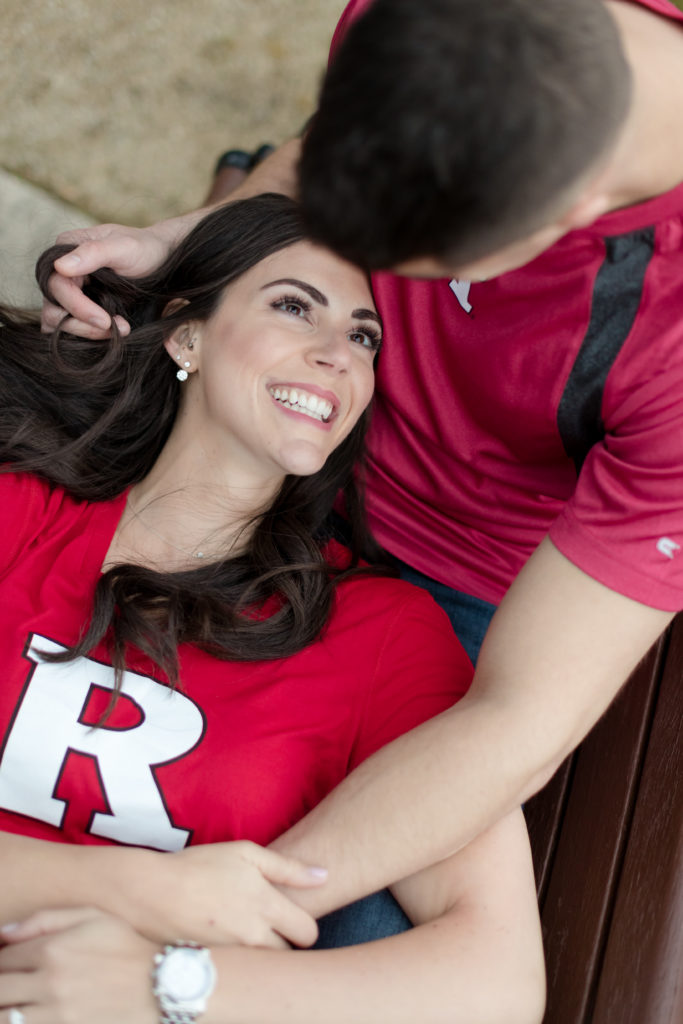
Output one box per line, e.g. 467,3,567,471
166,240,381,486
267,382,338,427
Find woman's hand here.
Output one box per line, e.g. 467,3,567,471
0,907,159,1024
120,840,326,949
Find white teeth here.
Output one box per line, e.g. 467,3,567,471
269,386,333,422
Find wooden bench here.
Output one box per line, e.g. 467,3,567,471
524,616,683,1023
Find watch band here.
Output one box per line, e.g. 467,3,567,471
152,941,216,1024
158,1005,198,1024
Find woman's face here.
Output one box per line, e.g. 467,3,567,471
171,240,381,483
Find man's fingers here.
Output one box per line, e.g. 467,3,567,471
53,235,151,280
41,275,112,335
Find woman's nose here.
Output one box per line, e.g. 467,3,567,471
306,330,351,373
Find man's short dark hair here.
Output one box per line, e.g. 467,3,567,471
299,0,632,269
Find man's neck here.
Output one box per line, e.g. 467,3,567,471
603,0,683,211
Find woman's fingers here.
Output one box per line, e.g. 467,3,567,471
236,843,326,947
0,970,36,1004
247,843,328,889
0,908,103,947
0,910,158,1024
265,889,321,949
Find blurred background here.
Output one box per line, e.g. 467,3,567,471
0,0,343,305
2,0,682,307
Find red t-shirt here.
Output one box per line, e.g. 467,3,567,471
0,473,471,852
330,0,683,611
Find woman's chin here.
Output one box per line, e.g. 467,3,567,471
275,440,329,478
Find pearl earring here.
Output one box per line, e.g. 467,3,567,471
176,368,188,381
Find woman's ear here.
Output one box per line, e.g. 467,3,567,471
164,322,200,380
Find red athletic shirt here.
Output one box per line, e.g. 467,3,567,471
0,473,470,852
331,0,683,611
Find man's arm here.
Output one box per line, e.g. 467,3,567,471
41,139,302,338
272,537,673,914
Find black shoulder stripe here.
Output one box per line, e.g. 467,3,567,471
557,227,655,473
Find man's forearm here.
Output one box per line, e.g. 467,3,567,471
272,691,540,914
149,138,301,252
272,538,672,916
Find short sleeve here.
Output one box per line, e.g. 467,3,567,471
0,472,53,579
349,585,472,769
550,358,683,611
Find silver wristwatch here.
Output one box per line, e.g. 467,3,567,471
152,941,216,1024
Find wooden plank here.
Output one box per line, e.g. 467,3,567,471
592,619,683,1024
525,756,574,904
538,634,665,1024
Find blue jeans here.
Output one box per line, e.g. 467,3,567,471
313,562,497,949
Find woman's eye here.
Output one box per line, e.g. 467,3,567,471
272,296,310,317
349,329,382,352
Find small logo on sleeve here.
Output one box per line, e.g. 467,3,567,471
656,537,680,559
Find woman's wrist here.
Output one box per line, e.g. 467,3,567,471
72,844,169,939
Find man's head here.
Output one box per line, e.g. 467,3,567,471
299,0,632,276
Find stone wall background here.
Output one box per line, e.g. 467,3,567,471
0,0,342,226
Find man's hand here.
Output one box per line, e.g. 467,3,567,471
40,138,302,342
40,219,186,339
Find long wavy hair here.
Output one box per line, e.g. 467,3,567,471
0,194,383,687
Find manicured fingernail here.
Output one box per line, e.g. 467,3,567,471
306,867,328,880
0,922,18,934
89,316,109,329
59,254,81,268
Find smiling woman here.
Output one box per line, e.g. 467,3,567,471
164,241,379,488
0,194,544,1024
3,194,382,677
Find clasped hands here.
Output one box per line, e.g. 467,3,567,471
0,840,327,1024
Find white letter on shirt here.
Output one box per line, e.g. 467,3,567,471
0,635,204,850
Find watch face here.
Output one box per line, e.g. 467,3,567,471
160,947,213,1002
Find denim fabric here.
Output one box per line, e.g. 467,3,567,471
395,561,498,667
312,565,498,949
314,889,412,948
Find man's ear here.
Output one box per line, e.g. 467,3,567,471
561,191,611,231
558,168,612,232
162,297,190,318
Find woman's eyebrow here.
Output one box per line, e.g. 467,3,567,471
262,278,381,328
353,308,382,327
262,278,328,306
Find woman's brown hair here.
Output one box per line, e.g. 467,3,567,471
0,194,383,687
